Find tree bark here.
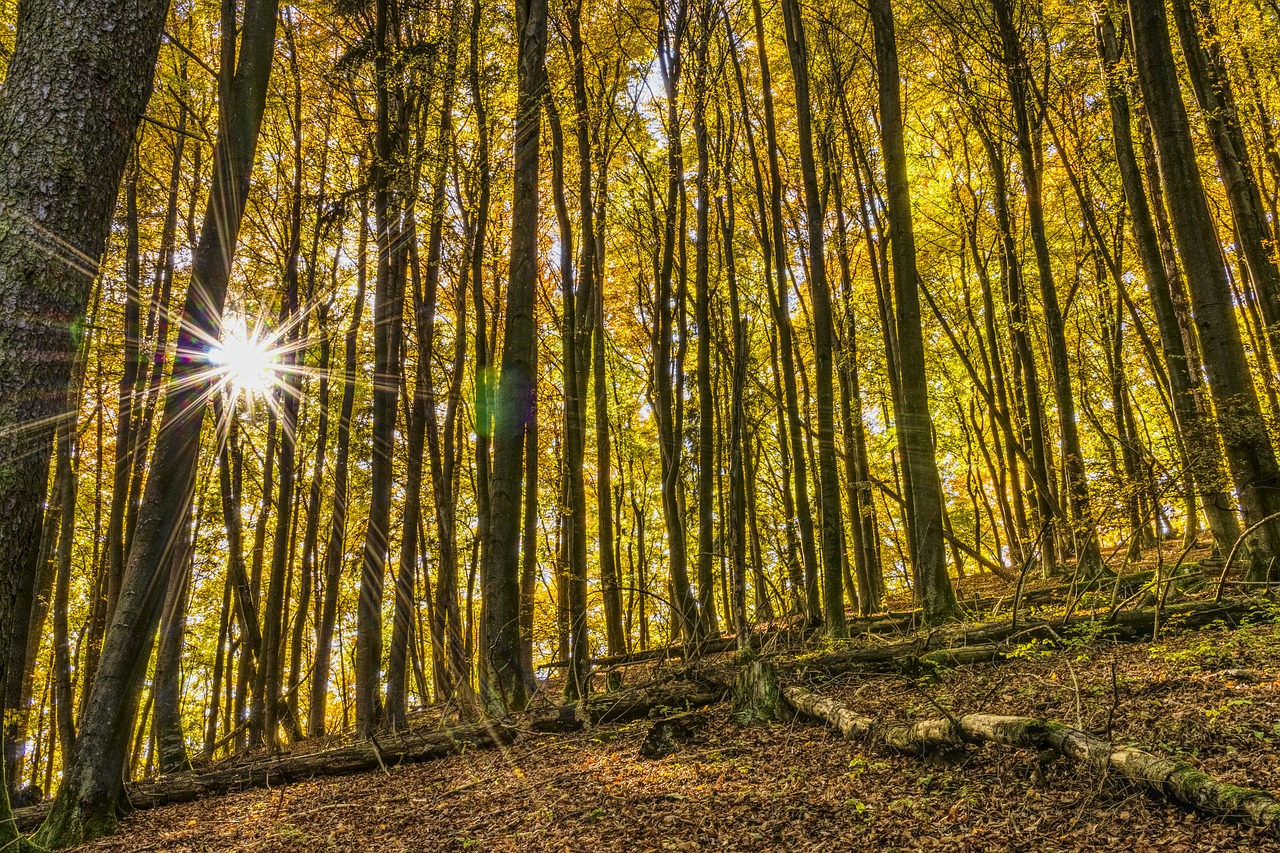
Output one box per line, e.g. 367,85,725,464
0,0,169,837
481,0,547,713
871,0,957,621
35,0,281,842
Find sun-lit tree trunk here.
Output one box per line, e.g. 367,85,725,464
1169,0,1280,366
991,0,1102,575
1128,0,1280,580
153,506,194,774
1093,3,1240,555
869,0,957,622
482,0,546,713
780,0,844,633
750,0,818,622
311,200,367,737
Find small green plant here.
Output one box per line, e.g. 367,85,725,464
1007,637,1054,660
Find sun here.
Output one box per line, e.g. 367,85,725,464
210,321,278,398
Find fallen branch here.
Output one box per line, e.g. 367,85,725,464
527,680,725,732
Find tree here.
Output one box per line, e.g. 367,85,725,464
1128,0,1280,579
481,0,547,713
0,0,170,838
35,0,281,841
869,0,957,622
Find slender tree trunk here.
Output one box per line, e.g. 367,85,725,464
153,508,193,774
870,0,957,621
992,0,1102,574
780,0,844,633
311,206,367,736
357,0,409,735
750,0,819,622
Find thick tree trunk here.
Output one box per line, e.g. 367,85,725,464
1129,0,1280,582
35,1,281,843
1093,4,1240,555
0,0,169,837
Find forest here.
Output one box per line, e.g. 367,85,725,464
3,0,1280,848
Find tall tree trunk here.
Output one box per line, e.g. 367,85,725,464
692,5,721,639
35,0,281,842
1093,3,1240,554
1169,0,1280,366
311,202,368,737
991,0,1102,575
548,97,592,700
1128,0,1280,580
259,30,307,745
751,0,819,622
482,0,546,712
357,0,409,735
781,0,844,633
651,0,703,644
870,0,957,621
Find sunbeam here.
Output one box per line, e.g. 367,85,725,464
209,318,281,400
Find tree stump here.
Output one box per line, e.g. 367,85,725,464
730,659,780,725
638,714,705,759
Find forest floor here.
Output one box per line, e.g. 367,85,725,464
68,554,1280,852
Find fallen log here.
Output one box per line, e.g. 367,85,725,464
13,721,515,832
783,685,1280,835
798,598,1260,678
526,680,724,732
781,686,871,739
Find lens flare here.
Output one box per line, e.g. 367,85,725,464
210,322,278,398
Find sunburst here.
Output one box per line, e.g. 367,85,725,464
209,317,282,400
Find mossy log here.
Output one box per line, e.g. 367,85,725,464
14,721,515,832
785,685,1280,834
884,713,1280,833
799,599,1259,678
781,686,872,739
527,681,724,732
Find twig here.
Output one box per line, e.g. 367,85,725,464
1215,511,1280,601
